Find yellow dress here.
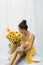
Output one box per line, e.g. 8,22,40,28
21,33,37,64
10,33,37,64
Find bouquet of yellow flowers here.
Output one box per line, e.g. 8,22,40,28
6,28,22,54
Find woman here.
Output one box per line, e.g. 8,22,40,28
9,20,36,65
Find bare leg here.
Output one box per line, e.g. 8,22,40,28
13,53,23,65
9,47,20,65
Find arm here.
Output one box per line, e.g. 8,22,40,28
24,34,35,52
17,34,35,53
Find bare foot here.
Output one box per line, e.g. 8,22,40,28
9,62,17,65
13,63,17,65
9,62,12,65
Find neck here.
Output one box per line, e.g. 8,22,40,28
23,30,29,36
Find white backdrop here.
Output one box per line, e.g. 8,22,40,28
8,0,35,33
0,0,43,65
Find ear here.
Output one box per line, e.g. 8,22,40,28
23,29,25,31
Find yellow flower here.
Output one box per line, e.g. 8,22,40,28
6,29,22,44
6,28,11,33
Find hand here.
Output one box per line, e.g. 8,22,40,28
17,48,25,53
8,43,11,47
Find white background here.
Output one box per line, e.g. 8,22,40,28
0,0,43,65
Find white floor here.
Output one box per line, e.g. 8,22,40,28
0,37,43,65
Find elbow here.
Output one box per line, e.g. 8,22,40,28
34,34,35,40
33,34,35,43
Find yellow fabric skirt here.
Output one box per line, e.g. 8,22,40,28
25,46,36,63
10,46,37,64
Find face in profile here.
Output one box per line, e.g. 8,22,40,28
18,28,23,34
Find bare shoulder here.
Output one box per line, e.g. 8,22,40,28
31,33,35,39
